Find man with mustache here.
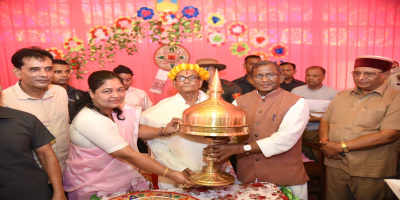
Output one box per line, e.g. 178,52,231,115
2,47,70,174
320,56,400,199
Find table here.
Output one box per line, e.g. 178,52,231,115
102,182,289,200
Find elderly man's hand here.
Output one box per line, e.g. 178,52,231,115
204,143,243,163
320,141,344,159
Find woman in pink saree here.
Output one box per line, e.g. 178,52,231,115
63,70,192,200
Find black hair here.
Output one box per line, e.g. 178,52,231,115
307,66,326,75
11,46,54,69
244,55,262,63
73,70,125,121
53,59,69,65
113,65,134,76
279,62,296,70
251,60,282,75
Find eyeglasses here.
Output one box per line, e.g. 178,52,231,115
351,71,384,78
175,75,200,82
253,73,280,80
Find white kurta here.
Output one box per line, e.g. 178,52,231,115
140,91,209,189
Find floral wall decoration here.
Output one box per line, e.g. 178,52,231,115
250,32,269,48
230,42,250,57
207,31,226,47
228,22,247,37
137,7,155,20
63,37,88,79
207,13,225,27
46,47,64,59
252,51,269,61
269,44,289,59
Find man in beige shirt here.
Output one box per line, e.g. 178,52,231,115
319,55,400,200
2,47,69,172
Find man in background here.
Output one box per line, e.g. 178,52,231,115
113,65,153,154
52,59,85,121
279,62,306,92
292,66,338,161
198,58,243,103
0,83,67,200
320,56,400,200
2,47,70,172
233,55,262,94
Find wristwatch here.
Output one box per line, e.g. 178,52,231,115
243,143,252,155
341,141,349,153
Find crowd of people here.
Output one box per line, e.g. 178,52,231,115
1,46,399,200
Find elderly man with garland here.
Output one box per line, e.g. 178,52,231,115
320,56,400,200
140,64,212,189
206,61,310,199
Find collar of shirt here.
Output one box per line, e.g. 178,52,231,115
0,107,13,119
126,86,136,92
177,90,208,104
351,83,387,96
257,88,278,99
14,81,55,100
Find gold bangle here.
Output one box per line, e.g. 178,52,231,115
162,167,169,177
161,127,167,137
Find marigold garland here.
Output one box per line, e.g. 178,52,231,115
167,63,209,81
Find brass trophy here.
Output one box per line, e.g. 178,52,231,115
178,70,249,186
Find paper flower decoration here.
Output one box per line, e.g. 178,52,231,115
182,6,199,19
114,16,133,31
159,12,180,25
229,42,251,57
250,32,269,48
207,31,225,47
46,47,64,59
137,7,154,20
64,37,84,52
228,22,247,37
207,13,225,27
269,44,289,59
89,26,109,41
252,51,269,60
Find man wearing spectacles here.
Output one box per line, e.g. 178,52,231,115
233,55,262,94
206,60,310,199
320,56,400,200
291,66,338,161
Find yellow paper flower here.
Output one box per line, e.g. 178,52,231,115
207,13,225,27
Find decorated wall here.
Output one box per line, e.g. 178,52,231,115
1,0,399,103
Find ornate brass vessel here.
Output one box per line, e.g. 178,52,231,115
179,70,248,186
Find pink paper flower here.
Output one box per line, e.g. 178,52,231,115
46,47,64,59
230,42,250,57
114,17,133,31
228,22,247,37
207,31,225,47
89,26,109,41
64,37,84,52
250,32,269,48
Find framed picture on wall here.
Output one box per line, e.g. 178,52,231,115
155,0,179,12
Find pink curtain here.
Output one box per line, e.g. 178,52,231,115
1,0,399,103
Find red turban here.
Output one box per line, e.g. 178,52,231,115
354,56,394,72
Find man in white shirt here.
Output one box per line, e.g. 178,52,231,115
113,65,153,154
2,46,69,172
206,61,309,199
292,66,338,161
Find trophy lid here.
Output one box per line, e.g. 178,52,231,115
179,69,248,137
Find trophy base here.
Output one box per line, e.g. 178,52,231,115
189,170,235,186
